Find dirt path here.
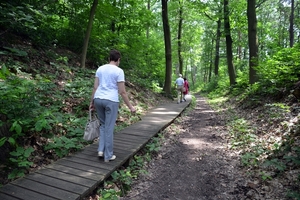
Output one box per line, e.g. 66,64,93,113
121,95,248,200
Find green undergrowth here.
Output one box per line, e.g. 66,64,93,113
98,136,161,199
0,51,168,185
205,86,300,198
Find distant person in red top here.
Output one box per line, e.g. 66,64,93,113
183,77,189,101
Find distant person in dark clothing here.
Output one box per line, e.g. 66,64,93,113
183,77,189,101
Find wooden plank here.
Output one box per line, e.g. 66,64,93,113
79,140,143,156
121,122,162,132
36,168,96,188
113,141,147,150
115,129,153,139
61,156,119,171
113,138,140,146
66,151,111,169
25,173,89,195
44,163,105,181
115,132,151,140
73,149,131,166
0,192,20,200
10,178,80,200
0,184,56,200
116,130,157,139
78,146,134,157
116,129,152,136
113,143,141,152
113,148,135,156
74,148,97,156
114,139,145,149
54,159,109,176
80,141,138,153
78,147,130,157
81,143,98,152
140,118,173,126
114,135,147,143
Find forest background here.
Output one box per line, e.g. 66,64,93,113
1,0,300,199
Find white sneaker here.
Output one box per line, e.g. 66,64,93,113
98,151,103,157
104,155,116,162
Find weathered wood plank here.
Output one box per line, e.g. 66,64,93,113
116,129,158,139
114,139,145,151
0,184,57,200
113,144,137,152
115,132,151,140
10,178,80,200
61,156,119,171
79,143,137,154
54,159,109,176
36,168,96,188
121,122,162,132
81,143,98,152
73,149,131,165
0,192,20,200
115,131,151,139
44,163,104,181
25,173,89,195
114,135,147,144
113,138,140,146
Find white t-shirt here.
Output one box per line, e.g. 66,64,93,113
93,64,125,102
175,77,184,86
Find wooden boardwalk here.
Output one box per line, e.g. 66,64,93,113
0,98,191,200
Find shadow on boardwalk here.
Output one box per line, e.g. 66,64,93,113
0,96,192,200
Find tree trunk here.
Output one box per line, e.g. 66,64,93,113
147,0,150,39
177,0,183,75
247,0,259,84
209,38,213,82
289,0,295,47
162,0,172,96
224,0,236,86
214,16,221,76
80,0,98,68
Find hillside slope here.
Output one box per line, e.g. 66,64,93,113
0,34,172,186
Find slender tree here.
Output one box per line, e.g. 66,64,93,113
147,0,151,39
177,0,184,75
203,3,222,77
162,0,172,96
247,0,258,84
80,0,98,68
209,38,214,82
214,7,222,76
224,0,236,85
289,0,295,47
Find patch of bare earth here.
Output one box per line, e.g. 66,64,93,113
121,95,251,200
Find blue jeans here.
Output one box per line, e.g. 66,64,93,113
94,98,119,160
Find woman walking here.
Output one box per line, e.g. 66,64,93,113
89,50,136,162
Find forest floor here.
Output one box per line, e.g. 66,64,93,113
120,95,249,200
116,94,296,200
